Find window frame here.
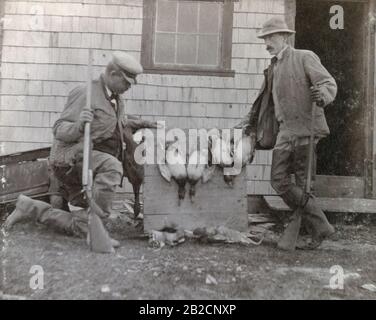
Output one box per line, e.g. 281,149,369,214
0,0,5,66
141,0,235,77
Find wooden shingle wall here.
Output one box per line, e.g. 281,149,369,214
0,0,143,154
0,0,286,195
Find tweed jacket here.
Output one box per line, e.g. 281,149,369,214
238,46,337,148
49,75,126,167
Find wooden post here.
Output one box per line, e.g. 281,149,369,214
365,0,376,198
0,0,6,82
285,0,296,47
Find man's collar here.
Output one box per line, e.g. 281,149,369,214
275,44,289,61
105,84,113,99
100,74,118,101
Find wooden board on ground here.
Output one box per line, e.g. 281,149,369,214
0,148,50,205
264,196,376,214
144,165,248,232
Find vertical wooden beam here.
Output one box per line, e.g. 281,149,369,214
0,0,5,94
0,0,4,48
369,0,376,198
221,0,234,71
141,0,156,69
285,0,296,47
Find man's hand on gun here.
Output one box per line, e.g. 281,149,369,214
310,86,325,107
78,110,94,132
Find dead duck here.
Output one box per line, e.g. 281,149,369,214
158,139,188,205
233,134,255,168
209,134,234,186
186,149,216,202
210,134,233,167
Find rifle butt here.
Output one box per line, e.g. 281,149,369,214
88,208,114,254
277,208,302,251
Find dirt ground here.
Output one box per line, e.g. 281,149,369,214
1,214,376,300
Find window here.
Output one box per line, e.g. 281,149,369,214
141,0,235,77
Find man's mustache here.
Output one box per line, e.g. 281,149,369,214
266,46,274,51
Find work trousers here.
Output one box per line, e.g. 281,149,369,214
270,128,333,237
47,150,123,234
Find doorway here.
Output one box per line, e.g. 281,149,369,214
295,0,367,178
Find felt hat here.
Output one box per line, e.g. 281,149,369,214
257,16,295,39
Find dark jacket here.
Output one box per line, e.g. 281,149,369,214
238,46,337,149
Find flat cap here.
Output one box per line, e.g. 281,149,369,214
111,51,143,84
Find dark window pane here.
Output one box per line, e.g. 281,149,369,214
199,2,220,34
177,1,198,33
156,0,177,32
155,33,176,63
176,34,197,64
198,35,219,65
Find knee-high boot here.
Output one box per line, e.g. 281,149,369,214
277,186,334,250
303,196,335,241
4,194,88,237
277,185,307,251
293,144,335,247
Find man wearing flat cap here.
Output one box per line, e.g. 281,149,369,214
237,16,337,250
4,52,158,247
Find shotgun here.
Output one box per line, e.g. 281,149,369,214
277,100,317,251
82,49,114,253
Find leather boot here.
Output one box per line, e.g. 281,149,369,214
277,186,308,251
4,194,88,237
38,207,88,238
298,195,335,249
6,195,120,249
4,194,49,229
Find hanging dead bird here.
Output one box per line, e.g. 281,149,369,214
186,149,216,202
233,134,255,168
210,134,233,167
209,133,234,187
121,118,159,218
121,126,145,218
158,139,188,205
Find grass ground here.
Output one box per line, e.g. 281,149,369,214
1,217,376,300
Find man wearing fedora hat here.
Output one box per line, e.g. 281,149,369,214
4,52,158,247
237,16,337,250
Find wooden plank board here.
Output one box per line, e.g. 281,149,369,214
144,165,248,232
0,159,49,203
0,147,50,165
264,195,376,214
245,173,365,198
314,175,365,198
